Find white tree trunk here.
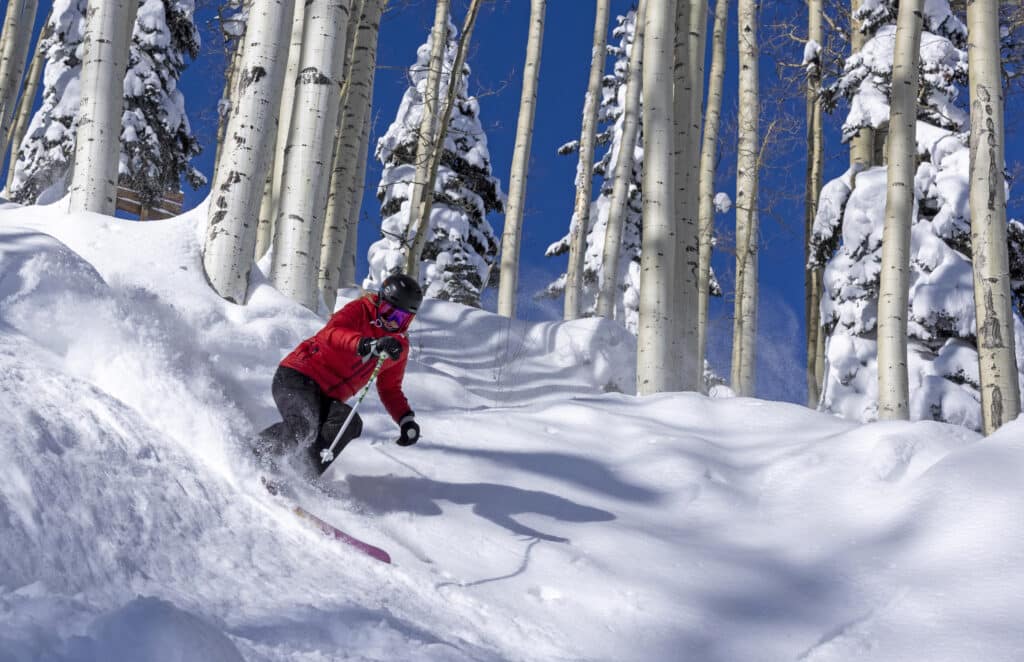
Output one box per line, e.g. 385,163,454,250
730,0,759,396
805,0,824,407
697,0,728,386
5,9,46,193
968,0,1021,434
67,0,136,215
270,0,353,311
0,0,37,159
409,0,484,276
876,0,922,420
497,0,546,318
203,0,295,304
340,101,373,288
848,0,874,171
672,0,706,391
564,0,610,321
596,0,645,320
320,0,383,310
402,0,450,276
637,0,678,395
255,0,306,260
213,24,247,181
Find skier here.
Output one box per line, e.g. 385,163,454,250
255,273,423,478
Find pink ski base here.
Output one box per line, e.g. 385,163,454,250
292,504,392,564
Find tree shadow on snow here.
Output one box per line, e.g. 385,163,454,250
418,445,664,504
343,475,615,543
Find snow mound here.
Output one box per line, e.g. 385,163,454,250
2,202,1024,661
405,293,636,409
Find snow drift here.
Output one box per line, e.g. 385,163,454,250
1,199,1024,661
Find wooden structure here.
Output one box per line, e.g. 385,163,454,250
115,186,184,220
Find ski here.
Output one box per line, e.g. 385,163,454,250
262,476,391,564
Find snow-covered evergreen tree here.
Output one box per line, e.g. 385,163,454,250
9,0,86,204
365,20,504,308
545,10,643,333
120,0,205,207
10,0,203,207
811,0,1024,429
823,0,967,151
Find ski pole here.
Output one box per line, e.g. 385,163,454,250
320,354,387,464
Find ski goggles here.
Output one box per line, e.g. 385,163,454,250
378,300,413,330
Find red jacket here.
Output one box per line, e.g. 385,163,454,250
281,295,412,422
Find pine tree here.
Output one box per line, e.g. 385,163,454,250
10,0,203,208
811,0,1024,429
545,10,645,333
365,20,504,307
120,0,205,208
9,0,86,204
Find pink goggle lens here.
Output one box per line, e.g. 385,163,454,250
379,301,413,329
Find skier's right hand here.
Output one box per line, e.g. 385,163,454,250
357,336,403,361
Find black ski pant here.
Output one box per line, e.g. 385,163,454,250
255,366,363,473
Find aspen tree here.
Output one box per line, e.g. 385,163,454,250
67,0,136,214
497,0,546,318
564,0,611,321
212,1,250,180
271,0,353,310
637,0,679,395
402,0,450,276
673,0,706,391
731,0,759,396
0,0,37,159
5,12,47,192
255,0,305,259
697,0,729,385
318,0,367,290
876,0,922,420
805,0,825,407
339,115,370,288
203,0,295,304
597,0,645,320
408,0,484,276
849,0,873,171
321,0,384,310
967,0,1021,433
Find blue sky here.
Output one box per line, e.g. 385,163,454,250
8,0,1023,404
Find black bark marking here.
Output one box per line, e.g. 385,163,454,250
991,385,1004,427
979,287,1003,349
298,67,332,85
240,66,267,91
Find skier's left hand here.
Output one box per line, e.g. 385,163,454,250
398,417,420,446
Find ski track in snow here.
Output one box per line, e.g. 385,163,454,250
1,200,1024,661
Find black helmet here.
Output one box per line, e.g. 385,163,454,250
380,273,424,313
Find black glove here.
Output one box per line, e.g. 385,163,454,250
398,414,420,446
376,336,403,360
357,336,404,360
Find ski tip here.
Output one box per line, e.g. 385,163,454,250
291,504,392,564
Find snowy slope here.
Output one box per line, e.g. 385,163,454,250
1,200,1024,662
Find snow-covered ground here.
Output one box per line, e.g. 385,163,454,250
1,200,1023,662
